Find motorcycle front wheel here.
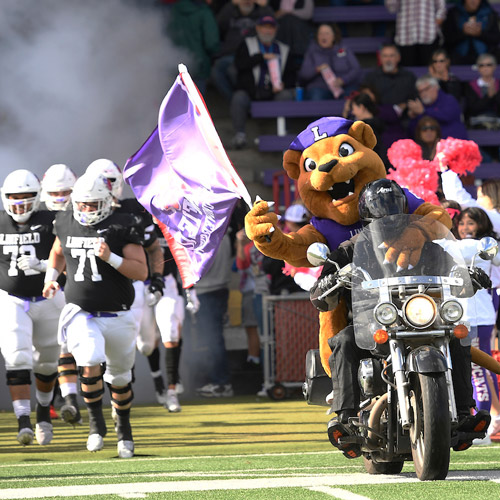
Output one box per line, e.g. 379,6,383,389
409,372,450,480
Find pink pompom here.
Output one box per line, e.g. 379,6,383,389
387,139,423,168
435,138,482,176
388,158,440,205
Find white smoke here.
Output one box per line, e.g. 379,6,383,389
0,0,190,186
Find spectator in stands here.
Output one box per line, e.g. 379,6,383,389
167,0,220,96
428,48,464,102
343,85,407,170
361,43,417,109
464,53,500,129
407,74,468,139
385,0,446,67
230,15,296,149
269,0,314,64
211,0,274,100
349,92,387,166
297,23,362,100
414,115,442,160
442,0,500,65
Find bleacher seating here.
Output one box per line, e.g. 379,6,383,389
313,3,500,24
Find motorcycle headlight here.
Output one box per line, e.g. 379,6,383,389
440,300,463,323
374,302,398,326
404,295,437,328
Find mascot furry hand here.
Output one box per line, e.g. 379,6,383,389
245,117,452,375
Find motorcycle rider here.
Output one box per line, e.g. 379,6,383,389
310,178,492,458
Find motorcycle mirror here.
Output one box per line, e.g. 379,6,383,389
307,242,330,267
477,236,498,261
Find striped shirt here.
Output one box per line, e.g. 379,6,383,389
385,0,447,46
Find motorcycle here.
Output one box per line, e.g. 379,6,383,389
303,214,498,481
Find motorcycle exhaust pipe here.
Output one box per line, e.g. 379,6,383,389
367,393,388,446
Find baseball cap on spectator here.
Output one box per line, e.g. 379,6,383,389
257,15,277,27
284,204,309,224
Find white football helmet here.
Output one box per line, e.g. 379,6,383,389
86,158,123,201
71,173,113,226
41,163,77,211
1,169,41,223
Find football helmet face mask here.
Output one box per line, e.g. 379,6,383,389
1,169,41,223
41,163,77,211
86,158,123,201
71,173,113,226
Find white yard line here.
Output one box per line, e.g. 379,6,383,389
0,470,499,499
0,474,419,499
309,486,373,500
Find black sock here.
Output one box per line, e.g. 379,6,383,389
165,345,181,386
87,399,107,437
115,407,133,441
147,347,161,373
36,403,51,424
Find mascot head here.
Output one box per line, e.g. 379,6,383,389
283,117,386,226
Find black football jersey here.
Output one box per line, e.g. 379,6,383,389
54,210,144,312
0,210,56,297
116,198,157,249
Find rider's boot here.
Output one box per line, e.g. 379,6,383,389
327,408,361,459
454,409,491,451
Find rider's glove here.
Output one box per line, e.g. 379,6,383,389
146,273,164,306
470,267,492,292
310,274,338,312
17,255,47,273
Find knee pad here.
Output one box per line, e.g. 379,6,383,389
58,355,78,377
6,369,31,386
107,382,134,407
78,363,106,400
34,372,58,383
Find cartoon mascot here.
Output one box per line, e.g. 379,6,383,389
245,117,453,376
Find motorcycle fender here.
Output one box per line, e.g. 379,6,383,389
406,346,447,374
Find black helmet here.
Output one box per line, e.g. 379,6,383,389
358,179,408,225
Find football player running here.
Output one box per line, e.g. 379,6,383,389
43,173,147,458
85,159,176,408
39,163,83,426
0,169,64,446
138,219,200,413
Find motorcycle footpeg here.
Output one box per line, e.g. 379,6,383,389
327,418,362,459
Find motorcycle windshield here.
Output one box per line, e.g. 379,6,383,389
352,214,474,350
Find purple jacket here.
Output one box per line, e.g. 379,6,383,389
297,41,361,90
408,89,468,140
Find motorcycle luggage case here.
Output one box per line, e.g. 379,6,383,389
303,349,331,406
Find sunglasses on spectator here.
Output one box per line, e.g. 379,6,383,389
421,125,437,131
478,63,494,67
432,59,447,63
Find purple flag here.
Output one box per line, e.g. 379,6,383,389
124,65,251,288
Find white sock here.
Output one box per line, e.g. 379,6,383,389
150,370,162,378
60,382,77,398
36,389,53,407
13,399,31,418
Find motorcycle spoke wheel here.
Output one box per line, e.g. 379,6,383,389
409,372,450,480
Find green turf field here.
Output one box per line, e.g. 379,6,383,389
1,396,500,499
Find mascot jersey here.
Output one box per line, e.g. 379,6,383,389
311,188,424,251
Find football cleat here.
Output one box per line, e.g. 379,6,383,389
117,440,134,459
61,405,83,427
87,434,104,452
166,389,181,413
155,390,168,406
50,405,59,420
35,422,53,446
17,427,34,446
196,383,234,398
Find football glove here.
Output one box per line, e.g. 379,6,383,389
17,255,47,273
185,288,200,314
146,273,164,306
